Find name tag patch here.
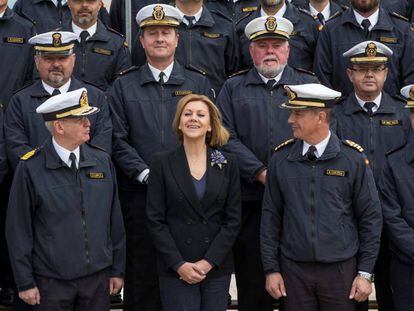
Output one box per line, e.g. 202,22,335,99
202,32,222,39
242,6,257,12
92,48,113,56
380,120,401,126
3,37,25,44
87,172,105,179
174,90,193,96
379,36,398,44
325,169,348,177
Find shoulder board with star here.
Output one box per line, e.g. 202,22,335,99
118,66,140,76
275,139,295,152
210,10,232,23
235,11,254,26
294,67,316,76
389,11,409,22
342,140,364,153
20,148,38,161
229,68,250,78
185,65,206,76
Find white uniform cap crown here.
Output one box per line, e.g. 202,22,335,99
245,16,294,41
29,31,78,54
343,41,393,63
136,4,182,28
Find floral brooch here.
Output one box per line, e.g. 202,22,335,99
210,150,227,169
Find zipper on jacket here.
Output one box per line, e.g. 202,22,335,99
310,164,317,261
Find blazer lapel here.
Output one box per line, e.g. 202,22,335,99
169,146,206,218
201,148,225,211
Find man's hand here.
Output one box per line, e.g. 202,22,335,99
257,169,267,185
177,262,206,284
265,272,287,299
19,287,40,305
109,277,124,295
349,276,372,302
194,259,213,275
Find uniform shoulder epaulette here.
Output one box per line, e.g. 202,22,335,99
209,10,232,23
340,4,349,10
294,67,316,76
275,139,295,152
390,11,409,22
185,65,206,76
392,94,407,103
342,139,364,153
106,26,125,37
86,142,107,152
15,11,36,25
229,68,250,78
118,66,139,76
327,10,343,21
82,79,103,91
20,148,38,161
298,8,313,18
13,82,34,95
235,11,254,26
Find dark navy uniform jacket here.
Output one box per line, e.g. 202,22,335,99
13,0,110,33
62,20,131,91
131,6,240,95
333,92,412,181
261,133,382,274
314,7,414,97
291,0,350,8
203,0,259,23
6,139,125,291
0,108,8,185
217,66,318,201
379,138,414,265
5,78,112,170
109,62,214,191
0,7,35,109
235,2,320,71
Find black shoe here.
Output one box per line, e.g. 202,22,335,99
110,293,123,304
227,293,232,306
0,287,15,307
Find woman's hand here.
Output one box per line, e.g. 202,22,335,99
177,262,206,284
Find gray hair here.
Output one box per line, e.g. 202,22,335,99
44,121,55,134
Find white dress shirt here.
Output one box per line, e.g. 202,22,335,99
52,137,80,168
42,79,71,95
355,92,382,113
353,8,379,31
302,131,331,158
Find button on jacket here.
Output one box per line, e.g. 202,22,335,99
334,92,412,181
5,78,112,170
236,2,320,71
109,62,214,190
314,7,414,96
6,139,125,291
261,133,382,274
217,66,318,201
0,7,35,110
63,20,131,91
379,138,414,265
13,0,110,33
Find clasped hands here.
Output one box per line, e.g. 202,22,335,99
177,259,213,284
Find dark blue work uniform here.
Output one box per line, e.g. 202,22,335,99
132,6,240,95
5,78,112,171
379,138,414,311
203,0,259,23
216,65,318,311
0,7,35,110
108,61,213,311
235,2,320,71
261,134,382,308
314,7,414,97
6,139,125,298
13,0,110,33
62,20,131,91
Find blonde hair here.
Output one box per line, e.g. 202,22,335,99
172,94,229,147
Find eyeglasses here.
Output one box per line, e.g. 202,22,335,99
350,65,387,73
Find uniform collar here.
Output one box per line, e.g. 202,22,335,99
260,2,286,17
0,8,5,18
342,7,393,31
288,132,341,162
192,5,215,27
42,79,71,95
245,65,294,86
257,70,283,85
33,0,67,5
67,19,109,42
354,92,381,113
52,137,80,168
309,2,330,21
177,6,203,25
283,2,300,24
32,77,82,98
0,7,14,20
302,131,331,157
353,7,379,30
344,91,397,115
71,21,98,41
140,61,186,86
147,61,174,83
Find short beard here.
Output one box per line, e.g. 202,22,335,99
255,62,286,79
77,15,93,26
46,74,66,87
351,0,379,13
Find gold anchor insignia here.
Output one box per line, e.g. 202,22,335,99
285,87,297,100
265,16,277,32
79,91,88,107
365,42,377,57
152,5,165,21
52,33,62,47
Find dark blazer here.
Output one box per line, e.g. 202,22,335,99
146,146,241,278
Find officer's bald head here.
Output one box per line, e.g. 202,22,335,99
351,0,379,14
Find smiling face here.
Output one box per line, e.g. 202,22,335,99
178,100,211,143
346,63,387,98
140,26,178,65
249,37,289,78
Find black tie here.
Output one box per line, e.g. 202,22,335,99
306,145,317,162
80,30,89,53
317,12,325,25
69,152,77,173
364,101,376,117
361,19,371,38
158,72,166,86
267,79,276,90
52,89,61,96
184,15,195,28
57,0,63,21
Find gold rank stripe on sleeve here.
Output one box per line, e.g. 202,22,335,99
20,149,37,160
324,169,348,177
344,140,364,153
274,138,294,151
87,172,105,179
380,120,402,126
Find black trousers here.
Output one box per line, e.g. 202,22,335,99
233,200,274,311
280,255,356,311
33,269,109,311
120,189,161,311
390,257,414,311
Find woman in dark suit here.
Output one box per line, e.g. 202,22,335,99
146,94,241,310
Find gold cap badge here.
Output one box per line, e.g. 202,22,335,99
285,86,297,100
265,16,277,32
365,42,377,57
79,90,88,107
152,5,165,21
52,33,62,47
